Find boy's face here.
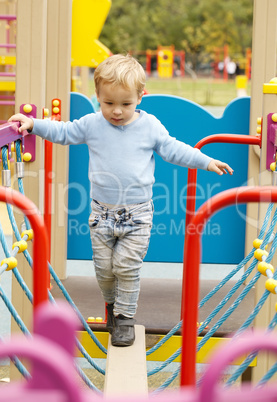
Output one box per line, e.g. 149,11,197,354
96,83,143,126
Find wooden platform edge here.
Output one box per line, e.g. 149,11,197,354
104,325,148,396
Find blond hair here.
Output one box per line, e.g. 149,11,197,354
94,54,146,96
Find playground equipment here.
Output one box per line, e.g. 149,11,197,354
2,0,277,396
2,173,277,395
0,88,274,392
144,47,185,78
1,301,277,401
0,6,16,123
71,0,111,96
68,94,251,264
213,45,251,81
71,0,111,68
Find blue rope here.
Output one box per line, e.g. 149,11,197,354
198,219,277,388
0,283,30,336
197,208,277,337
1,151,108,356
0,219,33,303
15,140,30,230
147,203,274,374
225,231,277,386
48,263,107,356
196,260,259,338
257,314,277,386
151,366,180,395
47,291,105,376
147,347,181,377
147,204,275,377
1,143,107,366
74,362,102,393
226,312,277,387
1,145,8,169
0,335,30,379
199,203,273,310
146,321,182,357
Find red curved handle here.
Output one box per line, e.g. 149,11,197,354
0,187,49,311
181,186,277,386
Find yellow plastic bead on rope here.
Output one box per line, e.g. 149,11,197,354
265,278,277,294
254,248,269,261
21,229,34,241
270,162,277,172
1,257,17,271
253,238,267,250
12,240,28,253
257,261,274,276
253,238,262,249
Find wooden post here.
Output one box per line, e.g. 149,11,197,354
245,0,277,263
11,0,47,379
245,0,277,382
46,0,72,279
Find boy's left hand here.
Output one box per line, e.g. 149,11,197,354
207,159,234,176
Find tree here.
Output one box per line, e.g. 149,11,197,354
99,0,253,69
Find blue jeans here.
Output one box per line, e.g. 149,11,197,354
89,199,153,318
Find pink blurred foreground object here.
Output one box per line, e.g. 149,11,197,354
1,302,277,401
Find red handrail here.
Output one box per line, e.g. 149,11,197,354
44,139,52,264
0,187,49,312
181,186,277,387
185,133,261,228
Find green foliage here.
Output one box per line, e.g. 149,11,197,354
100,0,253,67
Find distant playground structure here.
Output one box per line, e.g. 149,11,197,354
2,0,277,401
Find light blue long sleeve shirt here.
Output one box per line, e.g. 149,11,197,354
32,110,212,205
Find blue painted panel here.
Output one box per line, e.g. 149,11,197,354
139,95,250,264
67,93,251,263
67,93,95,260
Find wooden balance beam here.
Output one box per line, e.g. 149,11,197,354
104,325,148,396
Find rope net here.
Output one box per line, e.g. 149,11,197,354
1,136,277,393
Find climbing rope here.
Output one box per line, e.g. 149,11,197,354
3,135,277,393
150,204,277,393
0,141,105,390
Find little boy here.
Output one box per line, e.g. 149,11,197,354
9,54,233,347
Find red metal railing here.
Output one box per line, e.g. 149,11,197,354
0,187,49,312
44,139,52,265
181,186,277,386
185,133,261,229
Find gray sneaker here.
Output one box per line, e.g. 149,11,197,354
111,315,135,346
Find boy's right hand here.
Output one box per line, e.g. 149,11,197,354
8,113,34,134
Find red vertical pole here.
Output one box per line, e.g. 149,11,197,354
146,50,151,76
0,187,49,313
43,109,52,289
180,51,185,77
246,48,252,79
214,48,219,78
44,140,52,259
43,99,61,289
